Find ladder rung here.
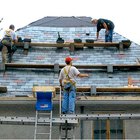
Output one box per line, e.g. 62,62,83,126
61,137,72,139
37,118,52,121
35,111,52,140
62,127,72,130
38,112,51,115
36,133,50,135
36,122,50,125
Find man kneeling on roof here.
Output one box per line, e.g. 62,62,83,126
59,57,89,114
1,24,18,63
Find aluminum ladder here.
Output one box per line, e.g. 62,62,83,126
34,91,53,140
34,110,52,139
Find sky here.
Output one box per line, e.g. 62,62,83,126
0,0,140,44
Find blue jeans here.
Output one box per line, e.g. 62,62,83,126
105,29,114,42
62,85,76,114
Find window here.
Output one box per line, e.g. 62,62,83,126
93,119,124,139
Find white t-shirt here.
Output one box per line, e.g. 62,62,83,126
59,65,80,86
3,29,17,41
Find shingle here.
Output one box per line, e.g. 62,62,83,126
28,16,93,27
17,16,94,31
1,16,140,97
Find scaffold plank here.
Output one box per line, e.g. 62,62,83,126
61,113,140,120
0,113,139,126
0,116,79,125
5,63,140,71
1,94,140,101
15,42,120,48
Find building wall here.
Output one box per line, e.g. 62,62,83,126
0,103,140,139
124,120,140,139
0,103,81,139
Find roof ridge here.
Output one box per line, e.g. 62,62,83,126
16,16,94,30
31,16,92,26
34,17,61,26
72,16,92,24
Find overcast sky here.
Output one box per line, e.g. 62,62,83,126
0,0,140,44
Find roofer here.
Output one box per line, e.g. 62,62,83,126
1,24,17,63
91,18,115,42
59,56,89,114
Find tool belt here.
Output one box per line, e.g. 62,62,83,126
63,79,76,90
1,37,16,53
1,37,12,47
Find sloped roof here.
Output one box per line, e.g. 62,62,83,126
1,17,140,101
26,16,93,27
1,40,140,98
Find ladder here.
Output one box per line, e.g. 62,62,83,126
59,86,76,139
59,120,76,140
34,110,52,139
34,91,53,140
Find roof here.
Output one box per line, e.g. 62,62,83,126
1,41,140,97
1,16,140,101
18,16,94,29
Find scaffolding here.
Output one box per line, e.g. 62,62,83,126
0,86,140,139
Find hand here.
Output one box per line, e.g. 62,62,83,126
105,30,109,35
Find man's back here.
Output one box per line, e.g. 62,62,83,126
97,18,114,31
1,25,17,63
59,65,80,85
4,29,17,41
